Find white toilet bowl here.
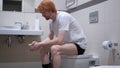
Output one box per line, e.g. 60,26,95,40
61,55,92,68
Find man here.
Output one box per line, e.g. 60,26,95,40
29,0,87,68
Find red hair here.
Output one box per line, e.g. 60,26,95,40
37,0,57,13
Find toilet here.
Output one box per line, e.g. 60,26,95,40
61,55,92,68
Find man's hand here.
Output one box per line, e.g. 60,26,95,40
28,41,40,51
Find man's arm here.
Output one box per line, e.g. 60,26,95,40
29,30,54,50
29,30,66,50
38,30,66,46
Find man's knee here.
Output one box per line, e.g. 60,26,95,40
51,45,61,56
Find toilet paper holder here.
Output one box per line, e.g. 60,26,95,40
102,40,118,50
102,41,119,63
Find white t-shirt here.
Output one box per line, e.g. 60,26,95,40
49,11,87,49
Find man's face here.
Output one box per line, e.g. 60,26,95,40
41,11,51,20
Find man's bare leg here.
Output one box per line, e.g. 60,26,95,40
51,43,77,68
40,47,51,68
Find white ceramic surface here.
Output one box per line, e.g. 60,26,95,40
0,30,43,35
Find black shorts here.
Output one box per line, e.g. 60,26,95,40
74,43,85,55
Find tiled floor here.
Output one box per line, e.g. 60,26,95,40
90,66,120,68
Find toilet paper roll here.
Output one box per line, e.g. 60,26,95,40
102,41,112,50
